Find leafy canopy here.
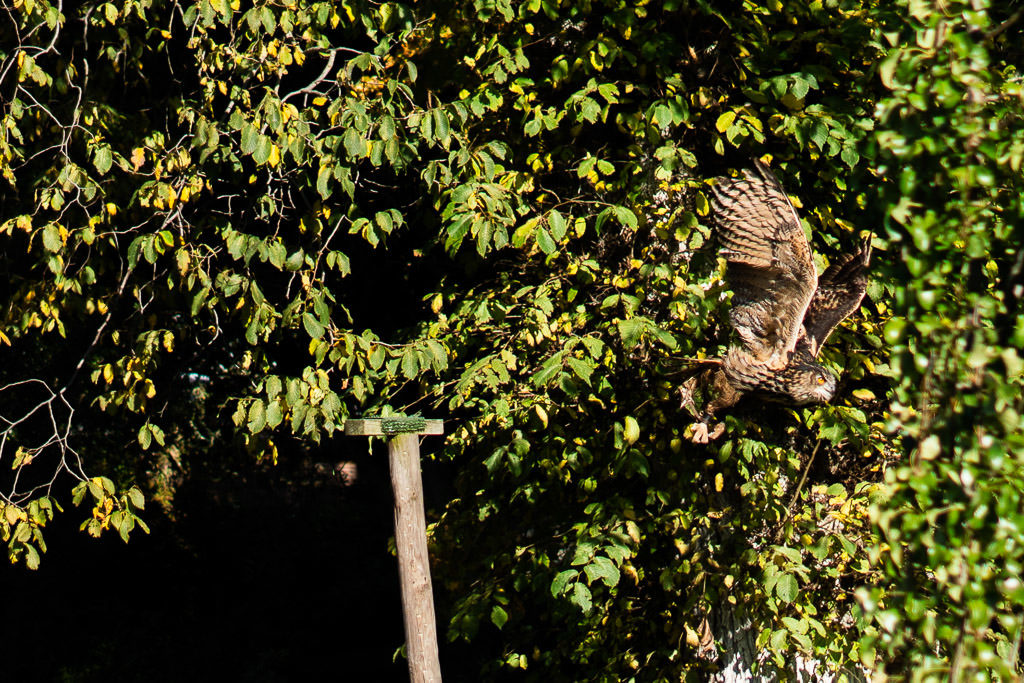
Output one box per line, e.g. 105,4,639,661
2,0,1023,679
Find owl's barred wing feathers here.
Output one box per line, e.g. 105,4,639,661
711,160,817,365
799,239,872,357
690,161,870,443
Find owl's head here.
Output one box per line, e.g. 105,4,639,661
785,362,837,404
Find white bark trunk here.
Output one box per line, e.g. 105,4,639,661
709,604,869,683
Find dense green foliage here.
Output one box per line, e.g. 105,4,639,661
2,0,1022,679
859,4,1024,679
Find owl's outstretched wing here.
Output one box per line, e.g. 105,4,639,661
711,160,817,366
798,239,872,357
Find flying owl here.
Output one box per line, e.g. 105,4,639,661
684,160,871,444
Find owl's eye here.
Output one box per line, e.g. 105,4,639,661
816,376,825,385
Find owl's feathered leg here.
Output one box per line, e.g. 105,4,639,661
681,366,742,444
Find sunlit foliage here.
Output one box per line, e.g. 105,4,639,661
1,0,1022,679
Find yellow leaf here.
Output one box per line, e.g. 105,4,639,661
623,416,640,444
267,144,281,167
715,111,736,133
684,623,700,648
130,148,145,171
715,472,724,492
534,404,548,429
695,192,709,216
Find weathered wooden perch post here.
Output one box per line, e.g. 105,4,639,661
344,417,444,683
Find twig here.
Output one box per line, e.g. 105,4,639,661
774,438,822,543
281,47,358,104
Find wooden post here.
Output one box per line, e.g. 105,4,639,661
345,418,444,683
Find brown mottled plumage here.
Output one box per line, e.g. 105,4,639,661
685,160,871,444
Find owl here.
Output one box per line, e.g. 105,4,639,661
684,160,871,444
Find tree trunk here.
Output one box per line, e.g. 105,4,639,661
710,604,868,682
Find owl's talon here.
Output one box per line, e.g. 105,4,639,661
689,421,725,444
690,422,708,444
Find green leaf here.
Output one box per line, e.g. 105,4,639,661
284,249,305,271
775,574,798,603
343,128,365,158
266,401,283,428
252,134,272,164
265,375,282,399
93,145,112,175
369,345,386,370
611,206,637,230
536,227,556,254
617,318,643,348
584,556,620,588
809,122,828,150
401,350,419,379
25,545,40,570
240,124,258,155
570,582,593,613
247,400,266,433
432,109,451,142
548,210,567,240
138,424,152,450
565,357,593,386
41,224,61,252
551,568,579,597
127,487,145,509
302,312,325,339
